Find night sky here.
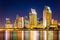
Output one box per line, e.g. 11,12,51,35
0,0,60,23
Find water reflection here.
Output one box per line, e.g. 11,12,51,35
0,30,59,40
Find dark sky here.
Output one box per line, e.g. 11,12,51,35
0,0,60,23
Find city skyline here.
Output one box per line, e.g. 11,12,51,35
0,6,60,28
0,5,59,40
0,0,60,40
0,0,60,24
0,6,59,31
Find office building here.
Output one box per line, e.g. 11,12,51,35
43,6,52,28
29,8,37,28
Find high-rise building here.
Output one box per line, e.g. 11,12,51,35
12,20,17,40
13,20,17,28
5,18,11,24
43,6,52,28
15,15,24,40
24,16,29,28
18,17,24,28
29,8,37,28
5,18,13,30
5,18,13,40
15,14,20,28
15,15,24,28
51,19,58,27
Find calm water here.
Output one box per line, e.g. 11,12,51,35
0,30,59,40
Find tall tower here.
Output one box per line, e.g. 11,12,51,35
15,14,19,28
29,8,37,28
6,18,11,24
5,18,13,40
18,17,24,28
15,14,24,28
43,6,52,28
5,18,13,30
15,15,24,40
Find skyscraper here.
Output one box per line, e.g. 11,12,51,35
18,17,24,28
5,18,13,30
15,14,19,28
15,15,24,40
43,6,52,28
29,8,37,28
15,14,24,28
51,19,58,27
5,18,13,40
24,16,29,28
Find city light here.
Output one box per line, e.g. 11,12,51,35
0,6,60,40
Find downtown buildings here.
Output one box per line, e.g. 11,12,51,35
0,6,60,40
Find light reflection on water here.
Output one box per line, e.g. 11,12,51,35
0,30,59,40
